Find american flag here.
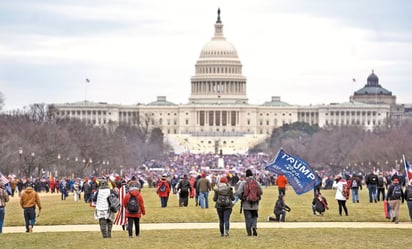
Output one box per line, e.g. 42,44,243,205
403,155,412,185
114,184,128,226
0,172,12,195
0,172,9,185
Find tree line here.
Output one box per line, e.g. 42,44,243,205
0,103,167,178
251,121,412,174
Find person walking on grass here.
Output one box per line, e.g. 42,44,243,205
114,180,128,231
333,175,348,216
197,172,211,209
386,176,404,224
20,182,42,233
350,174,362,203
156,173,171,208
93,179,114,238
0,182,10,234
213,176,234,237
237,169,263,236
404,179,412,223
275,174,288,196
365,170,378,203
177,174,192,207
123,182,145,238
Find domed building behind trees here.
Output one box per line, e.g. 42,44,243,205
49,9,411,155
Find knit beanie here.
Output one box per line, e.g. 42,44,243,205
246,169,253,177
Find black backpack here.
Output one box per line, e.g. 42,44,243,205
180,180,190,193
216,188,232,208
127,195,139,214
107,191,120,212
377,177,384,187
406,186,412,200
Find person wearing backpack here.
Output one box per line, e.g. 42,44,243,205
93,179,114,238
386,176,404,224
123,183,145,238
156,174,171,208
404,179,412,223
332,175,348,216
176,174,192,207
350,174,362,203
236,169,263,236
365,170,378,203
213,176,235,237
377,172,387,202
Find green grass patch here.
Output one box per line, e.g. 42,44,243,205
5,186,409,225
3,187,411,248
1,229,411,249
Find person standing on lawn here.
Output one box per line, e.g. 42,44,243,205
236,169,263,236
20,182,42,233
213,176,235,237
197,172,211,209
93,179,114,238
275,174,288,196
404,179,412,223
156,174,171,208
123,182,145,238
386,176,404,224
0,182,10,233
333,175,348,216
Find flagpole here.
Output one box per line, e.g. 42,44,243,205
84,78,89,103
403,154,408,184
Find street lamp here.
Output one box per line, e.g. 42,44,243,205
19,147,23,160
57,153,61,177
30,152,35,177
18,147,23,175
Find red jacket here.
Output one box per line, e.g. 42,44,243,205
122,190,145,218
156,180,170,198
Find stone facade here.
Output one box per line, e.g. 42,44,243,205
49,10,403,154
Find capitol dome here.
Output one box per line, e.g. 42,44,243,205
199,36,239,59
198,8,239,59
189,9,248,104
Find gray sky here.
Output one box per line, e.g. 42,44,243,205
1,0,411,110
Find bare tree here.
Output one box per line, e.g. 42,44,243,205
0,91,4,111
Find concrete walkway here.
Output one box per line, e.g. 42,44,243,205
3,222,412,233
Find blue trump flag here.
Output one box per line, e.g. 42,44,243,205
265,149,320,195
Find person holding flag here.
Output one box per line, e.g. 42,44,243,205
0,181,10,233
404,178,412,223
403,155,412,223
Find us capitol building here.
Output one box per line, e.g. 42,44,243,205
49,10,412,154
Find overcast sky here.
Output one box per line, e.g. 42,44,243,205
1,0,411,110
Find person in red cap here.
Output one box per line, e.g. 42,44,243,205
156,174,171,208
197,172,211,209
213,176,234,237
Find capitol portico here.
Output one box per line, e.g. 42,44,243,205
50,9,408,154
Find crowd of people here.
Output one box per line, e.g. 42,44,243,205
1,152,412,237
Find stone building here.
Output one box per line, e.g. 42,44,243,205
50,10,399,154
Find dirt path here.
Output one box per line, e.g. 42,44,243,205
3,221,411,233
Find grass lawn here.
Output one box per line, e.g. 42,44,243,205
2,186,411,249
